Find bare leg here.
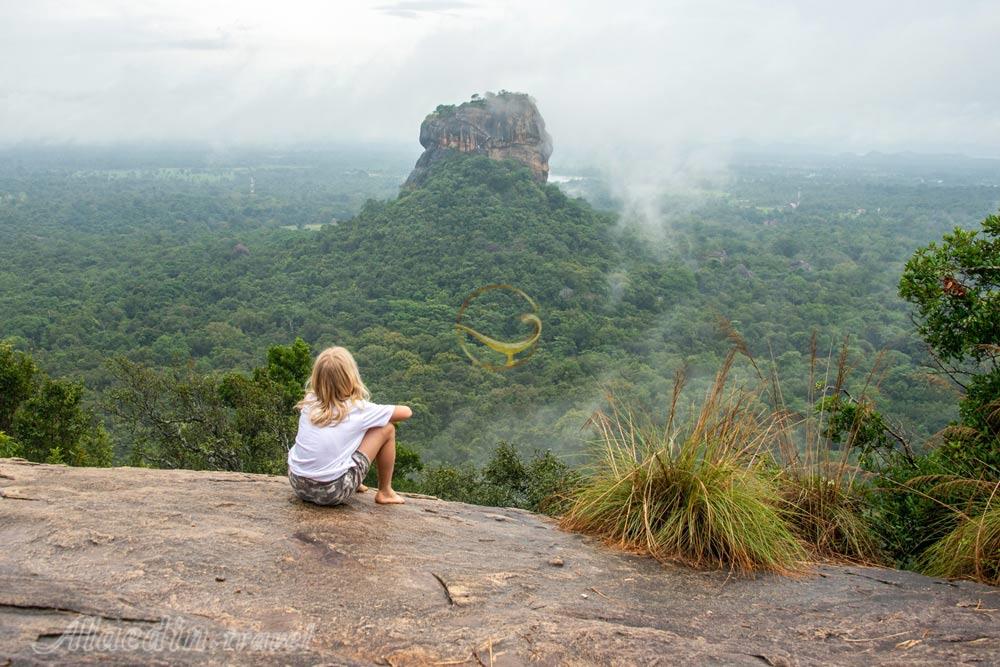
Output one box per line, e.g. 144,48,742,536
356,424,405,505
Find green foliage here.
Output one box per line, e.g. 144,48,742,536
433,92,511,117
0,431,22,458
108,338,311,473
851,211,1000,582
563,424,804,574
108,358,240,470
14,378,85,461
2,148,992,465
865,452,953,566
900,475,1000,585
0,350,112,467
919,496,1000,586
483,441,526,492
816,394,895,469
217,372,296,475
252,337,312,410
562,362,806,574
563,345,899,570
76,426,114,467
899,213,999,364
0,342,36,433
417,441,576,514
419,463,480,502
432,104,457,117
934,421,1000,475
898,211,999,467
948,370,1000,472
4,145,1000,583
779,474,883,563
760,344,894,565
107,339,575,493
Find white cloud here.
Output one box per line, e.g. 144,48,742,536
1,0,998,156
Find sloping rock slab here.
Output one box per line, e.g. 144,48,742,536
1,459,997,665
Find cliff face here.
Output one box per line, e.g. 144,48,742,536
2,458,999,665
404,92,553,187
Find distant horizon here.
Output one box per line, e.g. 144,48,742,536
4,2,1000,159
3,139,999,166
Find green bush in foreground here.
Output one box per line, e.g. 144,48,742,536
920,505,999,586
773,345,887,565
0,342,111,467
0,431,22,458
561,354,806,574
417,441,577,514
779,473,883,564
892,212,1000,583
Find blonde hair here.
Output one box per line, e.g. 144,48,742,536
296,346,370,427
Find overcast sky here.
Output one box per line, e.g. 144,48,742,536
2,0,999,159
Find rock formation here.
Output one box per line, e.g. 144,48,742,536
2,458,999,665
404,92,553,188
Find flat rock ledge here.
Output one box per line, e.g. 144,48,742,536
1,459,997,666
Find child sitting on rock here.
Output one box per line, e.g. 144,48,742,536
287,346,411,506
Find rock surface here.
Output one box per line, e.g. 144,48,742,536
1,458,998,665
404,92,553,188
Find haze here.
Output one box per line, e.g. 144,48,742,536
2,0,999,159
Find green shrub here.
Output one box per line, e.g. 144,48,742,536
918,480,1000,585
418,462,482,502
416,441,576,514
889,212,1000,584
774,352,886,564
757,336,897,565
0,342,36,433
865,438,998,572
561,354,805,574
0,431,22,458
109,338,312,473
12,376,112,468
779,473,883,564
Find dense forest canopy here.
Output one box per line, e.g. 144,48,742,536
1,146,998,467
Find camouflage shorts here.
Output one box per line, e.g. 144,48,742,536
288,451,371,506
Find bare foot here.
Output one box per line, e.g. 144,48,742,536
356,483,369,493
374,489,406,505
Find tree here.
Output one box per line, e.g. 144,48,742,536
417,441,575,513
252,337,312,410
899,212,999,467
107,358,238,471
0,342,36,433
899,213,999,364
12,377,112,467
110,340,313,474
218,372,296,475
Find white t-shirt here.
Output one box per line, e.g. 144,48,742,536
287,397,395,482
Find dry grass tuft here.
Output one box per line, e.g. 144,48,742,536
561,350,806,574
917,478,1000,585
561,333,895,572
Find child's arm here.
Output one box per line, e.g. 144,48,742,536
390,405,413,422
